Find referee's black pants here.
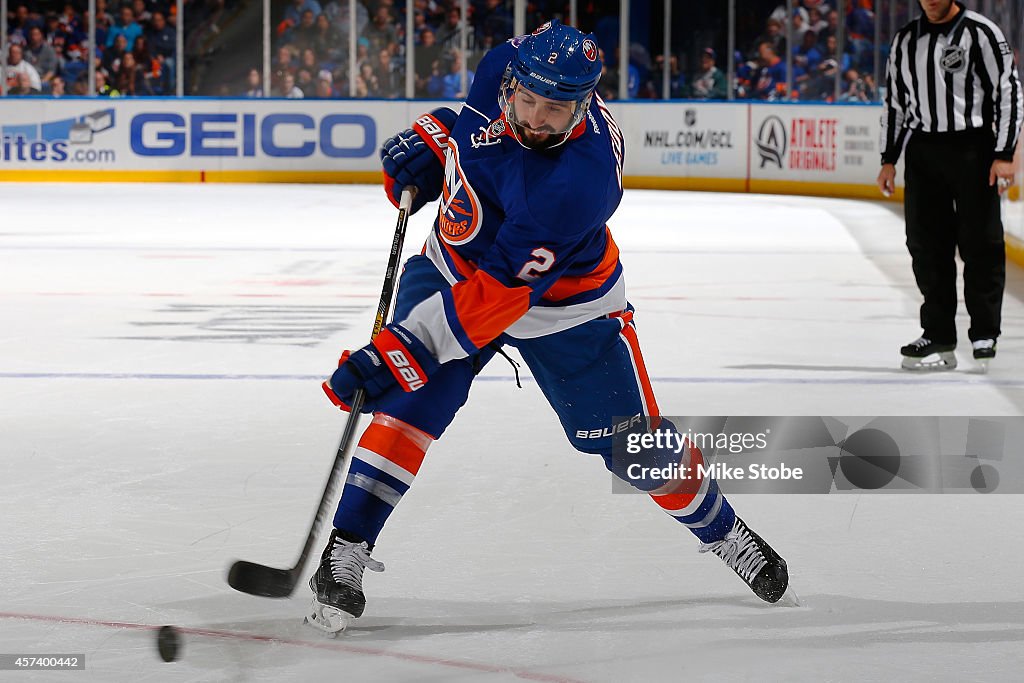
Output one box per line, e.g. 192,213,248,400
903,129,1004,345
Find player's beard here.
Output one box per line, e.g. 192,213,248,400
512,121,561,150
502,90,576,150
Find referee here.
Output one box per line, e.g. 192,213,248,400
878,0,1022,372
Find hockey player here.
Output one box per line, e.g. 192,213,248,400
308,21,791,633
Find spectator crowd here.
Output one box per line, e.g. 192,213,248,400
731,0,879,102
262,0,531,100
4,0,179,96
4,0,885,102
595,0,879,102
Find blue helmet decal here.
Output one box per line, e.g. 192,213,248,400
509,20,602,102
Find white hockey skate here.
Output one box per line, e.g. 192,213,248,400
304,529,384,636
972,339,996,373
900,337,957,371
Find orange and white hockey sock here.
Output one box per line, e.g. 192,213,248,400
333,414,432,545
648,441,736,543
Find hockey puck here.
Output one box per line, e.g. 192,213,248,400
156,625,181,662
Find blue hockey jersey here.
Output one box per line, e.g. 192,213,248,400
400,40,627,364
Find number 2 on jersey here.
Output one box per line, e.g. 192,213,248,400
517,248,556,281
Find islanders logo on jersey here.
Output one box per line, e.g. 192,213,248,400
438,138,482,246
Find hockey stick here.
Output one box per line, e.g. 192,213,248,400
227,187,416,598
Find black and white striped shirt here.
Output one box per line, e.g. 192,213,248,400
881,2,1022,164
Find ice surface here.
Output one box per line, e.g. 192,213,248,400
1,183,1022,681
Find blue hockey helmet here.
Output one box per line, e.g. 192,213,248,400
509,20,602,101
500,20,602,148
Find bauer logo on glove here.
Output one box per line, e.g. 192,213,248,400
413,114,450,157
382,350,424,390
381,107,458,215
324,324,439,413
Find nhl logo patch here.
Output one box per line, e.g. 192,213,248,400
489,119,506,136
939,45,966,73
582,39,598,62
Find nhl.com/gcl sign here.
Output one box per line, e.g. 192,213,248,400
130,111,377,158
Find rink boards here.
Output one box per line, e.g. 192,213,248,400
1,97,1021,253
0,98,907,196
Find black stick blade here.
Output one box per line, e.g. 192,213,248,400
227,560,298,598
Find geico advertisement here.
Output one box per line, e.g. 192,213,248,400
611,102,748,178
0,100,445,170
1,99,890,184
750,104,881,184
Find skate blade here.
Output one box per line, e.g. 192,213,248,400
776,585,801,607
901,351,956,371
303,599,355,636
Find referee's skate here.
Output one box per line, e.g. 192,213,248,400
900,337,957,371
972,339,997,373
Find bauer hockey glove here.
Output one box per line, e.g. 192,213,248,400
323,324,440,413
381,107,457,214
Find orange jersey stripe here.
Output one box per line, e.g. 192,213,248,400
357,419,429,476
450,269,531,349
441,228,620,303
542,228,620,302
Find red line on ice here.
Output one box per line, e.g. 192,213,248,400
0,611,585,683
